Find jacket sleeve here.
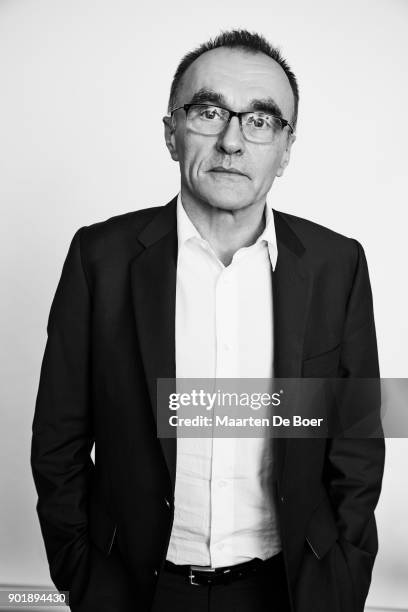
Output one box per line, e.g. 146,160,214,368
325,239,385,612
31,227,93,605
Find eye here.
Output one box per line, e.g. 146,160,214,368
246,113,274,129
198,106,224,121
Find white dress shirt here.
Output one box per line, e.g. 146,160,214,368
166,192,282,567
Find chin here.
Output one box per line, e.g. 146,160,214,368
200,186,253,211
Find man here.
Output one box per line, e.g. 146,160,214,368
31,29,385,612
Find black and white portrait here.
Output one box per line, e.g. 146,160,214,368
0,1,407,611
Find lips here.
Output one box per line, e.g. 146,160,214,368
210,166,248,177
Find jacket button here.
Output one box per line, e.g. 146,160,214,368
154,569,158,577
280,495,285,503
165,497,171,508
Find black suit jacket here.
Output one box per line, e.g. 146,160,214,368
31,196,385,612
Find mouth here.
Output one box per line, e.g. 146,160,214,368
209,166,248,178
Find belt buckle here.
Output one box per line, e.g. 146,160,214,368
189,567,200,586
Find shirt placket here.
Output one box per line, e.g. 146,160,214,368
209,264,239,565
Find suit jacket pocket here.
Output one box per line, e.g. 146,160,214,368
295,495,354,612
302,344,341,377
295,494,343,612
88,494,117,557
305,493,339,560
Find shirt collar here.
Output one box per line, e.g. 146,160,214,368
176,192,278,270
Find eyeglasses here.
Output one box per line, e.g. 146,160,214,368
170,103,294,143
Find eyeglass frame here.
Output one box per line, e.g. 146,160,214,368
169,102,295,139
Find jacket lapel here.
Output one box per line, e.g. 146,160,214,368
272,211,313,489
129,197,313,495
129,197,178,491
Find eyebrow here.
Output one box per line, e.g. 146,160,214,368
188,88,284,118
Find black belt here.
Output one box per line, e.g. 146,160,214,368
164,553,283,586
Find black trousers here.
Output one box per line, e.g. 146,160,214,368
69,544,291,612
151,554,291,612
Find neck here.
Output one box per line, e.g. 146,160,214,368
180,189,268,266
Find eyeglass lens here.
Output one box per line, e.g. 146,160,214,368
186,104,284,143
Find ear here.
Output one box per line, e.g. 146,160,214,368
276,132,296,178
163,115,179,162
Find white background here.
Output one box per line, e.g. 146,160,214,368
0,0,407,609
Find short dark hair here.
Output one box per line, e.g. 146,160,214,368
167,29,299,129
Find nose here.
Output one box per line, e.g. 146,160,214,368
216,116,245,156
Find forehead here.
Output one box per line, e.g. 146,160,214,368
179,47,294,119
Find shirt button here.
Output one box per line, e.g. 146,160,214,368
218,480,227,487
223,343,230,351
218,543,224,550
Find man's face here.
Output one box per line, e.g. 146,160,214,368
163,47,296,212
